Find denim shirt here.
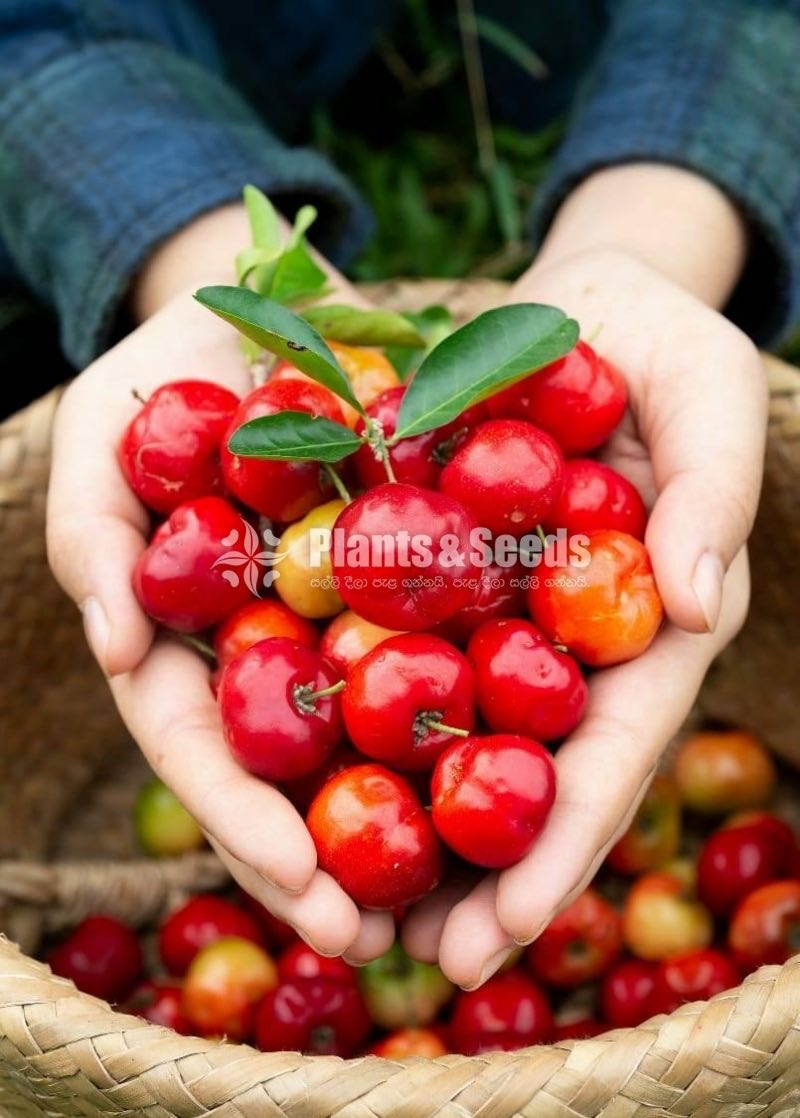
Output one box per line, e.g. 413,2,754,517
1,0,799,368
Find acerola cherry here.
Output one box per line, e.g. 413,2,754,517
526,888,622,987
272,341,400,429
673,730,776,814
487,340,627,455
255,977,370,1056
133,496,255,631
431,734,556,869
467,618,587,741
48,916,143,1002
120,380,240,514
221,379,344,521
307,764,443,909
331,482,480,631
543,459,647,540
622,869,713,961
358,943,454,1029
274,499,345,619
528,529,664,667
214,599,318,669
134,778,205,858
219,637,343,781
342,633,475,771
158,894,263,976
126,980,192,1034
319,610,403,676
599,959,657,1028
451,972,553,1054
697,823,788,918
277,942,356,986
182,936,277,1041
434,560,526,644
282,744,362,813
646,949,740,1016
728,881,800,969
553,1017,607,1041
439,419,564,536
607,775,682,875
369,1027,448,1058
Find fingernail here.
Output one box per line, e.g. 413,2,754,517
462,948,512,991
691,551,724,633
81,597,109,672
294,928,339,957
513,920,547,948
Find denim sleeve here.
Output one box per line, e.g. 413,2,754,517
531,0,800,346
0,2,372,368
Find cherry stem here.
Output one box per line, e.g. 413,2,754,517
422,719,470,738
583,321,604,345
293,677,346,715
365,417,397,483
307,679,346,701
553,643,569,654
131,388,147,405
181,634,217,664
536,524,548,548
323,463,352,503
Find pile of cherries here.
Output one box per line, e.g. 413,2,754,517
125,333,665,908
47,729,800,1054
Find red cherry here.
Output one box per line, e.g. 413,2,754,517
133,496,255,631
277,942,357,986
354,389,487,491
433,560,526,644
158,894,263,976
728,881,800,968
330,482,480,631
451,972,553,1053
527,529,663,666
342,633,475,771
307,764,443,909
431,734,556,869
48,916,143,1002
219,637,343,782
488,340,627,455
119,380,240,515
526,888,622,987
553,1017,607,1040
282,744,362,813
543,459,647,540
318,610,403,677
255,978,370,1056
221,380,344,521
439,419,564,536
467,618,587,741
182,936,277,1041
697,824,788,918
214,599,318,668
125,980,193,1034
646,949,740,1016
599,959,657,1028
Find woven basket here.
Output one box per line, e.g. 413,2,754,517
1,279,799,1118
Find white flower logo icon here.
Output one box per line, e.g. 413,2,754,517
212,520,286,596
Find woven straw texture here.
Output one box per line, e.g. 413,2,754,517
0,278,799,1117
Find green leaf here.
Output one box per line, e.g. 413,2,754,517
394,304,578,439
195,286,364,414
235,244,281,288
288,205,318,247
228,411,362,462
469,15,549,80
269,240,330,306
301,304,425,347
386,305,454,381
243,185,281,251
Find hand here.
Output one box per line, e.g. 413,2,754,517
403,247,767,987
47,207,395,965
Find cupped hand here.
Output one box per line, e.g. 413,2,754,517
47,290,395,964
403,248,768,988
